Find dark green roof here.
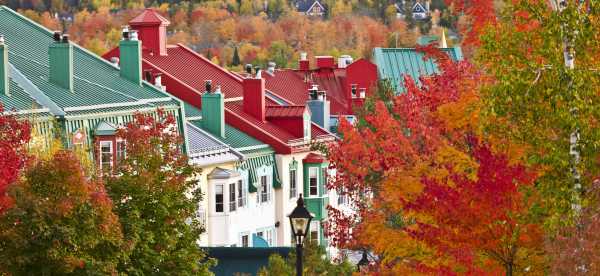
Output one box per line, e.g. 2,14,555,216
0,6,180,116
183,102,202,118
372,46,463,92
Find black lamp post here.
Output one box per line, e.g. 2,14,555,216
357,250,369,272
288,193,314,276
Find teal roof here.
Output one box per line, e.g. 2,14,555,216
0,6,180,116
184,102,202,118
417,35,439,45
0,78,41,111
189,119,272,154
372,46,463,92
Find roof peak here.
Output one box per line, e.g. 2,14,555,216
129,8,170,26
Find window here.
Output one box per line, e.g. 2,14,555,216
99,141,113,173
116,140,126,166
256,231,264,238
241,235,249,247
337,187,347,205
260,175,270,203
289,169,297,198
322,168,328,186
229,183,236,212
309,167,318,196
237,180,246,207
310,221,319,244
215,185,224,213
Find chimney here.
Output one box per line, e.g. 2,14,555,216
119,27,142,85
154,73,165,91
316,56,335,70
129,9,170,56
201,80,225,138
299,52,309,71
0,35,8,96
267,61,276,74
242,72,266,121
337,55,353,69
307,88,330,130
48,31,73,92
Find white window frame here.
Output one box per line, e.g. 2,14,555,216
289,168,297,198
309,221,320,245
260,175,270,203
240,232,250,247
115,139,126,166
308,167,319,197
99,140,113,173
229,182,236,212
237,179,247,208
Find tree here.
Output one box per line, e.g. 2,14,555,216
257,240,355,276
0,150,123,275
232,45,241,66
325,46,545,273
0,103,31,214
476,0,600,227
105,110,215,275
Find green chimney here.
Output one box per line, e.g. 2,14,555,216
119,33,142,85
48,34,73,92
0,35,8,96
201,82,225,138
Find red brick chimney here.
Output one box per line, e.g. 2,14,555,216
129,9,170,56
243,71,266,121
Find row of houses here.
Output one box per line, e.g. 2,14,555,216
0,5,462,273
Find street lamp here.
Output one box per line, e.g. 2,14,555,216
357,250,369,272
288,193,314,276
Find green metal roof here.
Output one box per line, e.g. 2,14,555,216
183,102,202,118
189,119,272,154
0,78,41,111
0,6,180,115
372,46,463,93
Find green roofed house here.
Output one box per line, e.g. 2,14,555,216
0,5,188,172
372,45,463,93
185,98,283,248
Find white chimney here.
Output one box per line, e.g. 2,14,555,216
359,88,366,99
267,61,276,74
338,55,353,68
300,52,308,61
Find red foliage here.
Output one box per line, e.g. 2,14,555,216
0,103,31,214
444,0,496,47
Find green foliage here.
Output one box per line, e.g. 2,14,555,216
0,150,124,275
258,240,355,276
267,40,293,68
105,111,215,275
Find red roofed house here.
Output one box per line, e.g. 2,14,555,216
261,53,378,132
103,9,338,248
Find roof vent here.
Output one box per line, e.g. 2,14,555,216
0,35,4,45
110,57,119,64
53,31,61,42
205,80,212,93
61,34,69,43
254,66,261,78
122,26,130,40
245,64,253,74
215,85,222,94
308,84,318,100
130,30,139,41
154,73,165,91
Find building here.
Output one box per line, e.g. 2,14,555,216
103,9,338,248
0,6,188,172
293,0,327,17
395,0,431,20
372,45,463,93
261,54,378,133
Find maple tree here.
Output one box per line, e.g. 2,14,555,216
0,150,123,275
105,110,215,275
325,45,545,273
0,104,31,214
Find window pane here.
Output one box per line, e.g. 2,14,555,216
229,183,236,212
237,180,243,207
100,141,113,173
260,175,268,203
242,235,248,247
215,185,223,213
289,169,297,198
116,141,126,166
309,167,318,196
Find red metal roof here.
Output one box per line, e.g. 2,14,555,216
303,152,327,163
262,69,350,115
130,9,170,26
265,105,306,118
